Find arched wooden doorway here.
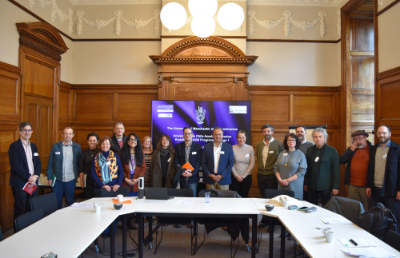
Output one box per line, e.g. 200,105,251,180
150,36,257,101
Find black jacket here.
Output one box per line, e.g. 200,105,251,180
78,148,101,183
339,140,373,185
110,134,127,154
367,141,400,197
8,139,42,188
173,141,202,184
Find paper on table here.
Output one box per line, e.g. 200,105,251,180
338,238,378,248
112,198,132,204
320,217,352,225
70,203,95,209
174,200,194,206
341,247,395,257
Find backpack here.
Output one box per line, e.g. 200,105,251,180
354,203,399,240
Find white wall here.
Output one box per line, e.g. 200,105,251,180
60,35,74,83
0,1,38,66
378,3,400,73
247,42,340,86
72,41,161,84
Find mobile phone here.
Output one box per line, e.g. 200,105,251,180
298,206,308,211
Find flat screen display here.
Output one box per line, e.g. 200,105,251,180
151,100,251,149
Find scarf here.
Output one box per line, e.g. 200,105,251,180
95,150,118,185
160,147,170,157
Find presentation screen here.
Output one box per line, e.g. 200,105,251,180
151,100,251,149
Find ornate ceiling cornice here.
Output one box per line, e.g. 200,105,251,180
247,0,344,7
68,0,161,5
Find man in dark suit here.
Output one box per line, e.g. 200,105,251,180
8,122,41,222
174,127,202,196
202,127,234,190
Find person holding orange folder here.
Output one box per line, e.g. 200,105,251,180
174,127,202,197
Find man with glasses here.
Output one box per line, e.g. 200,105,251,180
340,130,373,210
8,122,41,224
174,127,202,196
366,125,400,221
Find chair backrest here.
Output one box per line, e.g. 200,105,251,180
0,226,3,241
198,189,241,198
264,189,294,199
14,209,43,232
99,186,129,197
31,192,58,217
323,196,365,223
167,188,193,197
385,230,400,251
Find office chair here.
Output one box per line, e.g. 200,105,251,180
259,189,295,257
150,188,194,254
30,192,58,217
14,209,44,232
323,196,365,223
385,230,400,251
195,189,245,258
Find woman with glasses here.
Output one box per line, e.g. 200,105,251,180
274,133,307,199
142,136,153,187
120,133,146,197
148,135,176,188
231,130,255,197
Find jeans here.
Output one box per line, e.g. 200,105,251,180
231,175,252,197
53,179,76,209
188,183,198,197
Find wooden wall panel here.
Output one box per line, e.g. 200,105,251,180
0,62,20,123
380,82,400,120
250,95,289,123
59,91,70,119
118,93,155,122
75,93,114,120
294,95,334,123
22,59,54,98
173,82,234,100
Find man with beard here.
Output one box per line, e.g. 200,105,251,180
257,124,284,197
340,130,373,210
366,125,400,221
296,126,314,154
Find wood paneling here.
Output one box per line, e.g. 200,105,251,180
22,59,54,98
118,93,156,122
0,62,20,231
75,94,114,120
174,82,235,100
294,95,334,122
250,95,290,123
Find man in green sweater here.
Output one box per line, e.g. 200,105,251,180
304,128,340,206
257,124,284,197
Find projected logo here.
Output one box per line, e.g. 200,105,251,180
229,105,247,114
195,106,206,124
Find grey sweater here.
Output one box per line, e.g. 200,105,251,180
232,144,255,178
274,149,307,199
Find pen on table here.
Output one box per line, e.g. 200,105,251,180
349,239,358,246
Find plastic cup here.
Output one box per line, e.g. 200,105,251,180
322,227,332,236
282,199,288,208
94,203,101,213
117,194,123,202
325,231,334,243
205,192,210,203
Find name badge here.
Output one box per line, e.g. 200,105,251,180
220,151,225,154
168,158,171,162
314,157,319,162
192,152,197,155
245,154,250,157
382,154,387,159
106,161,111,165
55,152,60,155
283,153,288,156
269,151,274,154
34,153,39,156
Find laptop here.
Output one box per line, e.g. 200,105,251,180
145,187,169,200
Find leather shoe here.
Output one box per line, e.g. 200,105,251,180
128,219,137,230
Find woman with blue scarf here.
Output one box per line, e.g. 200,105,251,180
91,136,124,195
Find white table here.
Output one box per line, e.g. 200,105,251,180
252,198,400,258
134,197,261,258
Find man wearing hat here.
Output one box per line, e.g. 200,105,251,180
339,130,373,210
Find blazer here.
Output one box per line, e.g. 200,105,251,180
47,141,81,183
121,152,146,193
201,142,234,185
110,134,127,154
367,141,400,197
173,141,202,184
9,139,42,188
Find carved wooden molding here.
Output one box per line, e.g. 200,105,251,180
376,65,400,81
150,36,258,66
0,61,21,75
16,22,69,62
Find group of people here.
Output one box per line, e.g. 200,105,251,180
8,121,400,231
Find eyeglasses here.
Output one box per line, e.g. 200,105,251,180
21,129,33,133
287,139,296,142
183,133,192,136
129,139,138,142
